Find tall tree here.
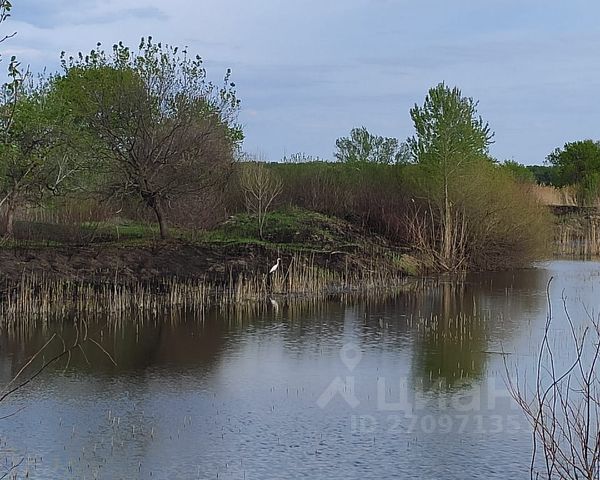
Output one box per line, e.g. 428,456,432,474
407,83,494,270
335,127,408,164
53,38,243,238
0,78,77,235
546,140,600,205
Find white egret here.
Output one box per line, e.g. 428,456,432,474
269,258,281,274
269,297,280,312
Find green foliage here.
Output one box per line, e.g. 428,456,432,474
408,82,493,172
335,126,408,164
459,161,551,269
59,38,242,143
526,165,555,185
0,0,11,20
0,1,14,62
52,37,243,238
0,76,81,234
546,140,600,205
201,208,359,250
406,83,495,270
500,160,536,183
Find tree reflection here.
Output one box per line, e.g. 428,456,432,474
410,267,548,390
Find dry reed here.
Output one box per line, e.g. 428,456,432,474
0,253,410,326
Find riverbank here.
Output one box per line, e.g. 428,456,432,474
0,209,417,288
1,203,590,293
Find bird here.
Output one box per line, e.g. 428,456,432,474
269,258,281,274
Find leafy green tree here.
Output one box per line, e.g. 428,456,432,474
407,83,494,270
546,140,600,205
335,126,408,164
53,38,243,238
0,2,82,238
0,78,77,235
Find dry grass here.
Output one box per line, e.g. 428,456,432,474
0,253,410,325
531,185,577,207
555,214,600,257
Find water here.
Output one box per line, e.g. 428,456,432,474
0,260,598,479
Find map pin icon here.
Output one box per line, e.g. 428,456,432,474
340,343,362,372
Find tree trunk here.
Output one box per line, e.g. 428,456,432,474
442,179,453,268
151,200,168,239
4,200,15,237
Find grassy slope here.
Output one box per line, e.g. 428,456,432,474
204,209,369,250
0,208,418,284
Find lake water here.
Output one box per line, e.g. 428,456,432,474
0,260,598,479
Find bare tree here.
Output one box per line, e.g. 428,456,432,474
239,160,283,239
507,278,600,480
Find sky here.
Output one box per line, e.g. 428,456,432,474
2,0,600,164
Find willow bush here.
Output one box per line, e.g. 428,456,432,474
270,160,550,272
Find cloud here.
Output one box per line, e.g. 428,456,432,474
3,0,600,163
79,7,168,26
14,1,166,28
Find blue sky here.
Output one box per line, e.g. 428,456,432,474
2,0,600,164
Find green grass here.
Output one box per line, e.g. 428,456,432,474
2,208,373,254
0,219,166,249
198,208,364,251
390,253,420,276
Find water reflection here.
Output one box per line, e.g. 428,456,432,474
410,267,549,389
0,261,588,479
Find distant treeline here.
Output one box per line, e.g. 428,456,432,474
505,140,600,206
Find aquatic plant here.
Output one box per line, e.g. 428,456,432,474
0,253,410,325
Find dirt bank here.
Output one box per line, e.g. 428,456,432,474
0,239,412,286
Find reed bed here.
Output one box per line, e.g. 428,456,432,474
555,214,600,257
0,253,411,326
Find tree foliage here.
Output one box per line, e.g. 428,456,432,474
407,83,495,270
408,83,493,177
335,126,408,164
500,160,535,183
526,165,555,185
0,78,78,234
0,0,14,45
52,38,243,238
546,140,600,205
